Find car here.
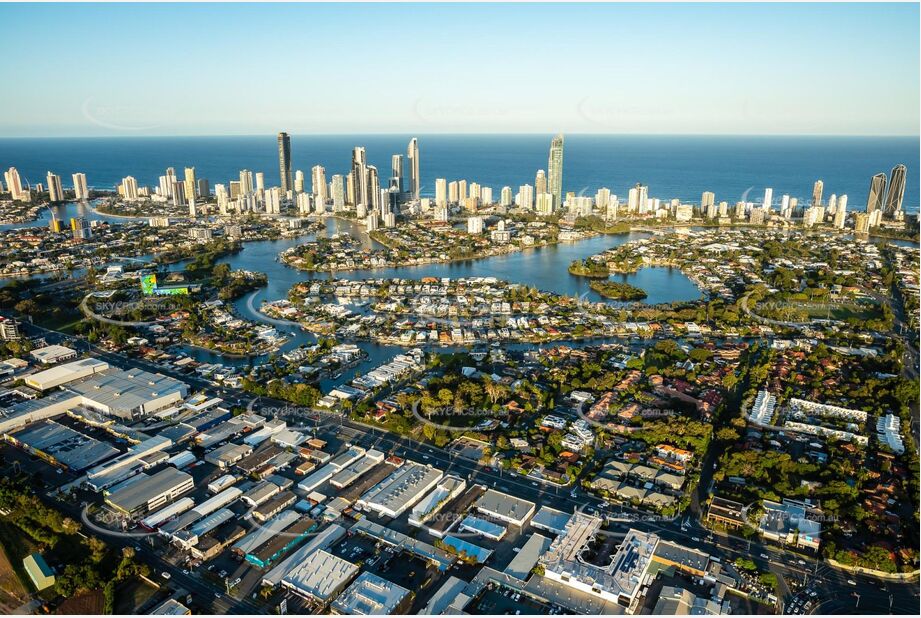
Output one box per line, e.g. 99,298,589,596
182,569,189,575
214,592,222,599
847,579,857,586
161,572,171,580
760,553,770,559
531,482,538,487
797,559,806,565
691,537,701,542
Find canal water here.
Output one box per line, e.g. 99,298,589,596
166,218,702,378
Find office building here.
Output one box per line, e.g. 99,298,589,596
866,173,887,213
547,133,564,210
277,132,292,193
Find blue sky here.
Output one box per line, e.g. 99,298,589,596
1,2,918,137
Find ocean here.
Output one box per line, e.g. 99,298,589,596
0,134,917,212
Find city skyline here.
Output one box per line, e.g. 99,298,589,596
0,2,918,138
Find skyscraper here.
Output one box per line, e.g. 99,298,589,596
547,134,564,210
885,164,906,216
331,174,345,212
367,166,381,216
833,195,848,229
239,170,254,196
4,167,24,200
184,167,197,199
294,170,305,194
435,178,447,207
312,166,328,204
72,173,89,200
866,173,887,214
46,171,64,202
763,187,773,211
408,137,420,199
535,170,547,197
518,184,534,210
701,191,715,217
351,147,368,209
278,132,292,194
812,180,823,206
391,154,404,194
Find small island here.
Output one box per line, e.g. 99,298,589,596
589,279,648,301
568,258,611,278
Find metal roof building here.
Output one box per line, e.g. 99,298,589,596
331,571,411,615
10,419,119,471
104,467,194,517
23,553,55,591
24,357,109,390
474,488,536,526
281,549,359,603
358,461,443,518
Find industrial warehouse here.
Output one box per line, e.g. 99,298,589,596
0,350,799,615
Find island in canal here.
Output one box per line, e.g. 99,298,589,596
588,279,648,301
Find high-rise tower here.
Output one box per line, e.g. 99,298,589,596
547,134,564,210
278,132,292,194
408,137,420,199
885,164,906,216
866,173,887,214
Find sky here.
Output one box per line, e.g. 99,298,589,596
1,2,919,137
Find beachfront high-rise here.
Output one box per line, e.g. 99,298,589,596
312,165,328,204
72,172,89,200
277,132,292,194
408,137,420,200
885,164,907,216
46,171,64,202
351,146,368,209
812,180,823,206
391,154,404,194
548,134,564,210
866,172,887,213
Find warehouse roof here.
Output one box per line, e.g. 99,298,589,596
105,467,193,514
282,549,359,601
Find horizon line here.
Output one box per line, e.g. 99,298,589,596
1,132,919,140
